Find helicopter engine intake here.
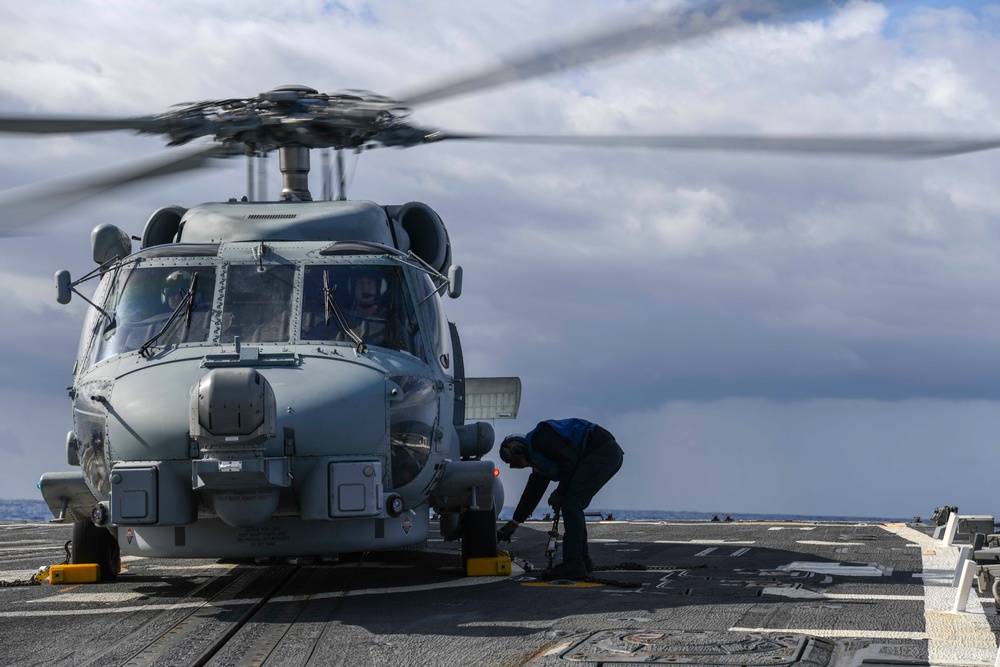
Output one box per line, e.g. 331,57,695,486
385,202,451,273
189,367,288,528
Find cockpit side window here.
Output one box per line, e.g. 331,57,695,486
220,264,296,344
90,265,216,363
413,273,452,372
300,264,421,355
77,272,114,370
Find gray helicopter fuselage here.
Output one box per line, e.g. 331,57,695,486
43,200,498,558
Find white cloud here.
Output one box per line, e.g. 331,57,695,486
0,1,998,519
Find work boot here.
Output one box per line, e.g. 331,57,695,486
584,555,594,574
541,560,588,581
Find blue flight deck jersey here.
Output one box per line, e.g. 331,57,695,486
523,418,596,481
512,418,613,523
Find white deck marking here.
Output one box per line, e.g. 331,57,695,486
0,540,64,548
28,592,146,604
767,527,816,531
0,564,527,617
778,562,892,577
131,563,239,572
0,600,212,617
458,620,561,629
730,626,929,640
796,541,866,546
693,547,718,556
881,523,998,665
743,524,1000,656
762,588,922,601
655,540,756,545
0,569,41,581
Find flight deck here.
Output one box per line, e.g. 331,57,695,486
0,518,995,666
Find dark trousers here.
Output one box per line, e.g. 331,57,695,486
560,438,624,563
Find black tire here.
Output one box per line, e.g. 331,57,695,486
460,509,497,566
71,520,120,582
438,512,461,541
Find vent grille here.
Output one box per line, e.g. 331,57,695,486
245,214,298,220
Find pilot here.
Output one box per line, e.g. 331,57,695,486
120,270,195,353
341,268,401,349
497,419,624,581
161,270,191,310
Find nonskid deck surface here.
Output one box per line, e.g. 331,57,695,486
0,520,995,666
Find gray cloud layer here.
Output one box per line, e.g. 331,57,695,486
0,1,997,518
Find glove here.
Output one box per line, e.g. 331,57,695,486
496,520,519,542
548,490,563,512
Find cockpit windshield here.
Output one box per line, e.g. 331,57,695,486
219,264,295,344
300,264,420,355
78,257,433,366
92,265,216,363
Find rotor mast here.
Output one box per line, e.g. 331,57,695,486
279,146,312,201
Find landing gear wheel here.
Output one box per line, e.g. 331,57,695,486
460,509,497,566
72,520,120,582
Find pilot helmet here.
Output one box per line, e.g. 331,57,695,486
348,266,386,299
161,270,192,304
499,434,527,464
349,266,383,286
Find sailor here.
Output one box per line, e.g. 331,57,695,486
497,419,624,580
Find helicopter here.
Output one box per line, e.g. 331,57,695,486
22,82,530,579
2,1,999,580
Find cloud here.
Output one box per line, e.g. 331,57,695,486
0,1,998,518
593,397,1000,518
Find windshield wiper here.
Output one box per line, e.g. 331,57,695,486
323,270,366,354
138,273,198,358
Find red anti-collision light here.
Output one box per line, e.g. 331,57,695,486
494,467,500,477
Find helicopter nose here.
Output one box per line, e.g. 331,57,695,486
190,367,287,528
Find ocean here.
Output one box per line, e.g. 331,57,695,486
3,499,908,524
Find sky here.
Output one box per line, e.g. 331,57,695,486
0,0,999,519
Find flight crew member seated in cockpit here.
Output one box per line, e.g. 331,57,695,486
302,267,404,351
121,270,196,350
342,271,391,346
161,270,190,311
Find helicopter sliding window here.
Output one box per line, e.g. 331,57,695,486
300,264,420,354
92,265,217,363
220,264,296,344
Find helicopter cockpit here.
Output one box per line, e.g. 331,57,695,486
299,264,419,354
77,243,450,367
90,264,217,363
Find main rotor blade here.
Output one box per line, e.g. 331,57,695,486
0,143,224,234
0,115,162,135
395,0,830,107
432,132,1000,159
